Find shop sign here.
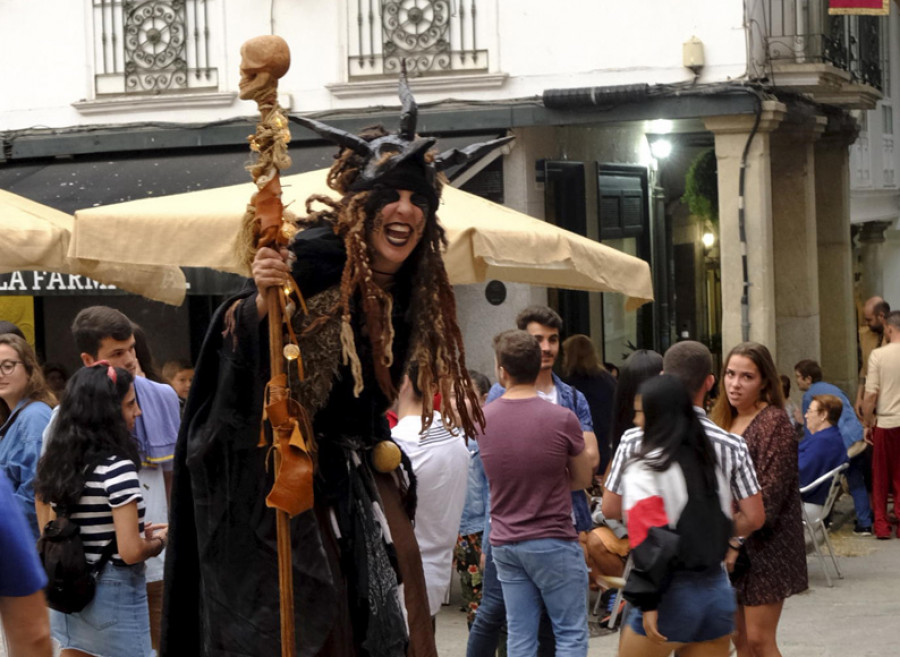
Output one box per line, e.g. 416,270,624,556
0,271,119,295
828,0,890,14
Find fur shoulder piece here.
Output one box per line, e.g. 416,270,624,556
288,287,342,416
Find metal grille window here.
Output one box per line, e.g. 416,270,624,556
348,0,488,79
91,0,218,96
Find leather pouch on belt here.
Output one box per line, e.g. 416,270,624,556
264,381,315,517
266,421,314,517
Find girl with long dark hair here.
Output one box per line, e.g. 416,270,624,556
34,364,166,657
619,375,734,657
608,350,663,457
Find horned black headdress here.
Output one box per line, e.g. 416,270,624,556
290,69,514,208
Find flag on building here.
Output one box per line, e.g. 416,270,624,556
828,0,890,14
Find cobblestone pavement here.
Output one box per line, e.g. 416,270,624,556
5,499,898,656
435,497,900,657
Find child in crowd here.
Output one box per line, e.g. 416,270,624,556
162,360,194,412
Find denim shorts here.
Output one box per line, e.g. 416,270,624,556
628,567,736,643
51,562,152,657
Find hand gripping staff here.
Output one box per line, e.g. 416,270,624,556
235,35,313,657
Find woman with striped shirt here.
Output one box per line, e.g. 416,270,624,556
35,363,167,657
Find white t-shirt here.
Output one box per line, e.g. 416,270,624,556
866,342,900,429
537,385,559,405
392,412,469,616
139,464,167,582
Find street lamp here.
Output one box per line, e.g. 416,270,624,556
650,138,672,159
702,231,715,249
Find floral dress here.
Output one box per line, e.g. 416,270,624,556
733,405,808,605
455,532,484,624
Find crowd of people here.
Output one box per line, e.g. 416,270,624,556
0,309,193,657
1,94,898,657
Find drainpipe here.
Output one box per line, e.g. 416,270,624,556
737,94,763,343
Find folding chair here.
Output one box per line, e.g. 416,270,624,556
800,462,849,587
590,555,632,628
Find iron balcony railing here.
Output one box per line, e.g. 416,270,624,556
91,0,218,96
347,0,488,79
765,0,883,91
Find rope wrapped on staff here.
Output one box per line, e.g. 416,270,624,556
234,34,314,657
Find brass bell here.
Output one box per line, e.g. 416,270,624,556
372,440,402,472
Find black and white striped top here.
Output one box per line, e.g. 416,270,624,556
606,407,761,502
58,457,145,566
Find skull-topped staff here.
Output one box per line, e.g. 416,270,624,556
235,35,313,657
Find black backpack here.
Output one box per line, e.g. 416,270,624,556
673,450,732,572
37,511,116,614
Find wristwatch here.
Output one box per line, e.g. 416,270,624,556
728,536,746,550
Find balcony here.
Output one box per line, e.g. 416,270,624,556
89,0,218,97
764,0,883,109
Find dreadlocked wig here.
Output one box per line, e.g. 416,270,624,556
291,71,513,439
294,125,484,439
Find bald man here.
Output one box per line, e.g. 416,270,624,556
856,297,891,418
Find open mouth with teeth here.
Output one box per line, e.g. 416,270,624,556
384,223,415,247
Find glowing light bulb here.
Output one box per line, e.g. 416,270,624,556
650,139,672,159
702,232,715,248
283,344,300,361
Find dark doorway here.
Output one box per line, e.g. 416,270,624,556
543,161,590,339
596,164,654,361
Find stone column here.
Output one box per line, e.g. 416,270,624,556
770,114,827,379
816,117,860,396
857,220,893,301
705,102,787,360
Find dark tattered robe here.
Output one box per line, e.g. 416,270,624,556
161,225,435,657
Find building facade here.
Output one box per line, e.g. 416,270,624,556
1,0,894,390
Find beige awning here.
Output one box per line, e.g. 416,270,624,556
1,189,186,305
71,169,653,307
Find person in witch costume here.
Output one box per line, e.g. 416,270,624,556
160,74,511,657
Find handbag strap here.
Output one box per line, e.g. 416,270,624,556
92,537,119,574
51,506,118,573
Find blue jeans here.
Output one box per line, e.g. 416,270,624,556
848,450,873,528
492,538,588,657
467,544,555,657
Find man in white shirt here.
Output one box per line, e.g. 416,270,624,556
862,310,900,539
392,361,469,623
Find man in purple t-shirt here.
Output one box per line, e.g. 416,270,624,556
479,330,593,657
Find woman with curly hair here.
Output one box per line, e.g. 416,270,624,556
35,364,167,657
710,342,806,657
164,77,510,656
0,334,55,538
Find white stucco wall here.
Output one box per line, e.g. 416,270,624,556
883,228,900,307
0,0,748,130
